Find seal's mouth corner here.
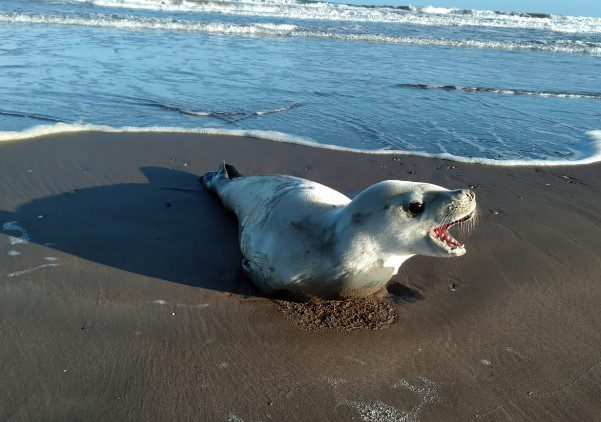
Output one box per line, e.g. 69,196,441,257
429,212,474,255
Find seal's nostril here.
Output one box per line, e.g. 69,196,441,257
461,189,475,201
459,189,476,201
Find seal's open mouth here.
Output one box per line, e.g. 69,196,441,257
429,212,474,253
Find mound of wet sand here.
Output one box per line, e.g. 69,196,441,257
274,297,398,332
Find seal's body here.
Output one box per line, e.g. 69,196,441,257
202,163,476,299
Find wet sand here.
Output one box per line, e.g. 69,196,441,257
1,131,600,421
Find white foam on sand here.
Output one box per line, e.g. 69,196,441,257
7,263,58,278
1,122,600,167
227,413,245,422
2,221,30,245
335,377,438,422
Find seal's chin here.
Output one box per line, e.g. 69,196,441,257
428,212,474,256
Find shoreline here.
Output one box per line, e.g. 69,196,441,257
2,122,601,167
1,131,600,420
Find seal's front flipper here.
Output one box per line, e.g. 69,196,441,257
241,257,252,275
241,257,276,294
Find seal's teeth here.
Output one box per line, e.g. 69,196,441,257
430,223,464,249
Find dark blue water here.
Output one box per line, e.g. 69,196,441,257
1,0,600,163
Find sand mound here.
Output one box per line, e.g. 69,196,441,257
274,297,398,332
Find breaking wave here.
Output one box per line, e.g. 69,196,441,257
2,13,600,55
0,13,299,35
78,0,601,34
397,84,601,99
1,123,600,167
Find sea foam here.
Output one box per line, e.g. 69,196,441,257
1,123,600,167
2,13,599,55
397,84,601,99
78,0,601,34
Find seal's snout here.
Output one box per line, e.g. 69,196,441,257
454,188,476,203
450,189,477,216
461,189,476,202
427,187,477,257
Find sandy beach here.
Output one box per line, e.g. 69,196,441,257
1,131,600,421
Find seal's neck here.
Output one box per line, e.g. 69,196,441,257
331,203,414,275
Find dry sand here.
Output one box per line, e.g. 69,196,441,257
1,131,600,420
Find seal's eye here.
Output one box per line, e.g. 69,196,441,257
408,201,424,215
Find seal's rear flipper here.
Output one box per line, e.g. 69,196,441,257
224,163,243,179
201,161,244,192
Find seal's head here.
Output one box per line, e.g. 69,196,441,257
339,180,476,258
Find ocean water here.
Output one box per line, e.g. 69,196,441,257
1,0,600,164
